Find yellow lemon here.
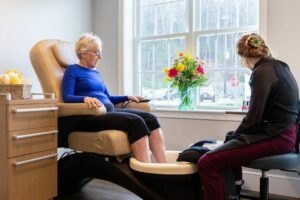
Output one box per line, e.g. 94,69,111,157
5,69,16,74
9,74,22,84
0,74,10,84
6,70,23,79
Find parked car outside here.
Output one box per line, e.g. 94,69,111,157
199,87,216,102
163,89,177,100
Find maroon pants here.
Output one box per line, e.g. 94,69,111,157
197,125,297,200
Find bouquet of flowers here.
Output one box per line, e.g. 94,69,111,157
163,51,207,110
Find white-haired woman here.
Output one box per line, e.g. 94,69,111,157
61,33,167,163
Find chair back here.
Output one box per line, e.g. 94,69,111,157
30,40,78,102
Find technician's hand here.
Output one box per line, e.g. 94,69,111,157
128,96,143,102
84,97,102,109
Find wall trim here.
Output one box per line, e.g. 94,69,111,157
153,109,244,121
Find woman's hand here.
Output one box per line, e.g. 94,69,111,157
84,97,102,108
128,96,144,102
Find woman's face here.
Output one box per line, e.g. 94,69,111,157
239,56,251,70
80,47,102,68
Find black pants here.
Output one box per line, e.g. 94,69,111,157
58,109,160,147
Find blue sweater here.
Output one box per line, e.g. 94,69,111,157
62,64,128,110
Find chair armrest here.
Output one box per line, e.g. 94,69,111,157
58,103,107,117
114,101,152,112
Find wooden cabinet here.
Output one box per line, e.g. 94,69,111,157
0,96,58,200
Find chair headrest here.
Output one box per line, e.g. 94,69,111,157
52,41,78,68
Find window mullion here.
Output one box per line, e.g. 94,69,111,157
186,0,194,56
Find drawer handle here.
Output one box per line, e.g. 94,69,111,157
31,92,55,99
13,130,58,140
13,107,58,113
13,153,57,166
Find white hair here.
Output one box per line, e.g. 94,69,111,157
75,33,102,59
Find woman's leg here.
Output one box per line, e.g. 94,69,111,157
118,109,167,163
149,128,167,163
131,135,151,163
198,125,296,200
74,112,152,162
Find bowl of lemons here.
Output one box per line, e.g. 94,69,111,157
0,70,31,100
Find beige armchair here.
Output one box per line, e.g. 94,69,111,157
30,40,202,200
29,39,152,156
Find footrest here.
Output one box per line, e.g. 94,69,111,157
130,150,197,175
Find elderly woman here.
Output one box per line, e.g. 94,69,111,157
197,33,299,200
61,33,167,163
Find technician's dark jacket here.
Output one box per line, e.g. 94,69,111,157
212,57,299,152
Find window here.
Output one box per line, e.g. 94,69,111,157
133,0,260,110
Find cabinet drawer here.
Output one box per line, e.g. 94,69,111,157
7,127,57,157
8,150,57,200
7,103,57,131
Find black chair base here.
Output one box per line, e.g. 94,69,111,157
55,152,202,200
240,175,269,200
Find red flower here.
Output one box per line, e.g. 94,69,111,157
168,68,179,78
197,65,204,74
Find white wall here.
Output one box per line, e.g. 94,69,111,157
92,0,119,94
0,0,92,93
158,113,241,149
266,0,300,82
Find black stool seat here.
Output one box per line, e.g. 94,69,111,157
246,152,300,170
242,152,300,200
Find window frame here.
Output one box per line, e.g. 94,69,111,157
118,0,268,111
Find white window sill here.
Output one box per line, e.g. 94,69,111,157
153,108,246,122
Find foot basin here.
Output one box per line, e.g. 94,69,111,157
130,150,198,175
130,151,201,200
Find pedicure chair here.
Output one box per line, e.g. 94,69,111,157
30,39,201,200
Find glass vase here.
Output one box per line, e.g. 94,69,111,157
178,87,195,110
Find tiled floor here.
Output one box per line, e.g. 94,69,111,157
55,179,298,200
